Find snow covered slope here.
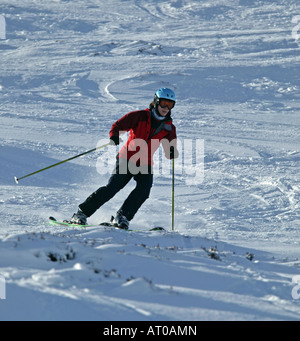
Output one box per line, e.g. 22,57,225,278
0,0,300,321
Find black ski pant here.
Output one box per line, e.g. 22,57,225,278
79,158,153,221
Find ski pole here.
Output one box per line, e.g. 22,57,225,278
171,150,175,231
14,142,110,184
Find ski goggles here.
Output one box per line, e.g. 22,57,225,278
159,99,175,110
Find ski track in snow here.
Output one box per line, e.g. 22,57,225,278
0,0,300,321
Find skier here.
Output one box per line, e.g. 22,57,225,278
67,88,179,229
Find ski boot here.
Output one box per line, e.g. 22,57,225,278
112,212,129,230
65,209,87,225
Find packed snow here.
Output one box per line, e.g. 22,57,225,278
0,0,300,321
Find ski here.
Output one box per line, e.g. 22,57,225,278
49,216,101,228
48,217,166,232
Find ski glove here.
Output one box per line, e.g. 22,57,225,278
110,135,120,145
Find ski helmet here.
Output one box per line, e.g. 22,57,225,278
155,87,176,102
154,88,176,109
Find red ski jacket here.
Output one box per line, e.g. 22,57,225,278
109,109,177,166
